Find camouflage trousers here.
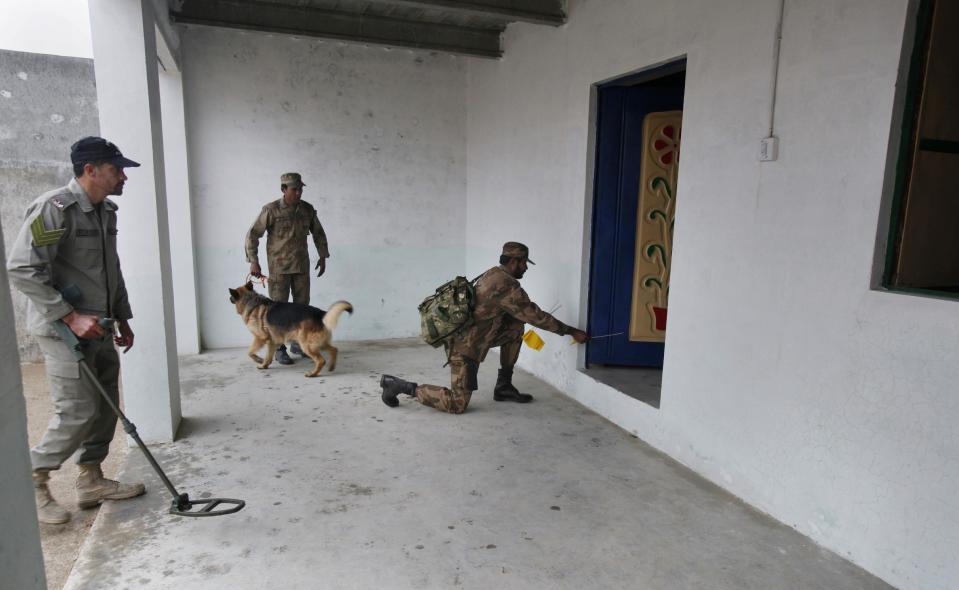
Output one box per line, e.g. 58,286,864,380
414,319,523,414
31,334,121,471
268,272,310,304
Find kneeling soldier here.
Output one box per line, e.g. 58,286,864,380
381,242,587,413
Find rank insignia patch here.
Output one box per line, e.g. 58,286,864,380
51,197,65,209
30,215,65,246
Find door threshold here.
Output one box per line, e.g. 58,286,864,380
581,365,661,409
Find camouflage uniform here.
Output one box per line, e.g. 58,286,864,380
245,173,329,305
6,177,133,470
414,263,572,414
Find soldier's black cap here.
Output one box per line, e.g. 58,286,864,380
502,241,535,264
70,136,141,168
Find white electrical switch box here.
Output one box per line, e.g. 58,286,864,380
759,136,779,162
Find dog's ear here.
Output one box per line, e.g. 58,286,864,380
229,288,239,303
245,281,254,290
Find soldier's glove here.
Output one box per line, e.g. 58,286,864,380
315,258,326,277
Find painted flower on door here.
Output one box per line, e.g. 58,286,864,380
629,113,682,342
651,124,681,166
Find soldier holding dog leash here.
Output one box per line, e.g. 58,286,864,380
245,172,330,365
6,136,146,525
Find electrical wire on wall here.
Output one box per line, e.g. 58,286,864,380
760,0,786,161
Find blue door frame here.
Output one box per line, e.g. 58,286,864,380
587,64,685,367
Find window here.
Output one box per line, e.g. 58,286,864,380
883,0,959,295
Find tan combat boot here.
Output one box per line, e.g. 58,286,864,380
76,464,146,509
33,470,71,525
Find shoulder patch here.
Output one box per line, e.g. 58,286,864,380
31,215,65,246
44,192,78,211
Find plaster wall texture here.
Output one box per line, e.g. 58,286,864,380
0,222,46,590
0,50,99,362
160,64,202,355
180,27,467,348
88,0,183,442
465,0,957,589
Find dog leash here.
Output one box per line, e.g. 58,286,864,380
246,273,268,288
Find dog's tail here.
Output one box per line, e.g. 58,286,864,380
323,301,353,331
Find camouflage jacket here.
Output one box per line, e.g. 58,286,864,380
245,198,329,275
450,265,572,362
6,178,133,336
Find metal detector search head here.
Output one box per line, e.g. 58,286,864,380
171,493,245,517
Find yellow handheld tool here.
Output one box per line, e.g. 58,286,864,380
523,329,545,350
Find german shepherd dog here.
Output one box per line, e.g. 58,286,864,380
228,282,353,377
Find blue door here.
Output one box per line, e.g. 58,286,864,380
587,67,685,367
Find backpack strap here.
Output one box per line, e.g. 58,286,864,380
441,273,483,367
442,342,453,368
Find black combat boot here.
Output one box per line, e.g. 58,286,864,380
289,341,304,356
380,374,417,408
493,368,533,403
275,344,294,365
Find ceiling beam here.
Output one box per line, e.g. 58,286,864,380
172,0,504,58
381,0,566,26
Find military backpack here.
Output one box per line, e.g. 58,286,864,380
418,276,477,348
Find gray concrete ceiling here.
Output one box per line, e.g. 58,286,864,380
170,0,567,58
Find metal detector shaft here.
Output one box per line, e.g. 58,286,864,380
80,360,185,500
52,319,245,517
52,320,183,501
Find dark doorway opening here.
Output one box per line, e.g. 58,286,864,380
882,0,959,298
585,61,686,408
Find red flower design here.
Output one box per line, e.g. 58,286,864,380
652,125,680,166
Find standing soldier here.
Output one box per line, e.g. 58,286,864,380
245,172,330,365
380,242,588,414
7,136,146,525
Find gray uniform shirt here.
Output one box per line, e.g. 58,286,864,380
6,178,132,337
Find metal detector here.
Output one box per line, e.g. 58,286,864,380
53,319,245,517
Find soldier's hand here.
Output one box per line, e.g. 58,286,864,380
569,329,588,344
315,257,326,277
250,262,263,278
63,311,106,339
115,319,135,353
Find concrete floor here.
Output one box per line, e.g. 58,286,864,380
65,339,891,589
20,362,126,590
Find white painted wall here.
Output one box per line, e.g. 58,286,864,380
89,0,182,441
466,1,957,589
181,27,467,347
0,222,46,589
159,41,202,356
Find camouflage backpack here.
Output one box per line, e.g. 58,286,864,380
418,276,477,348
